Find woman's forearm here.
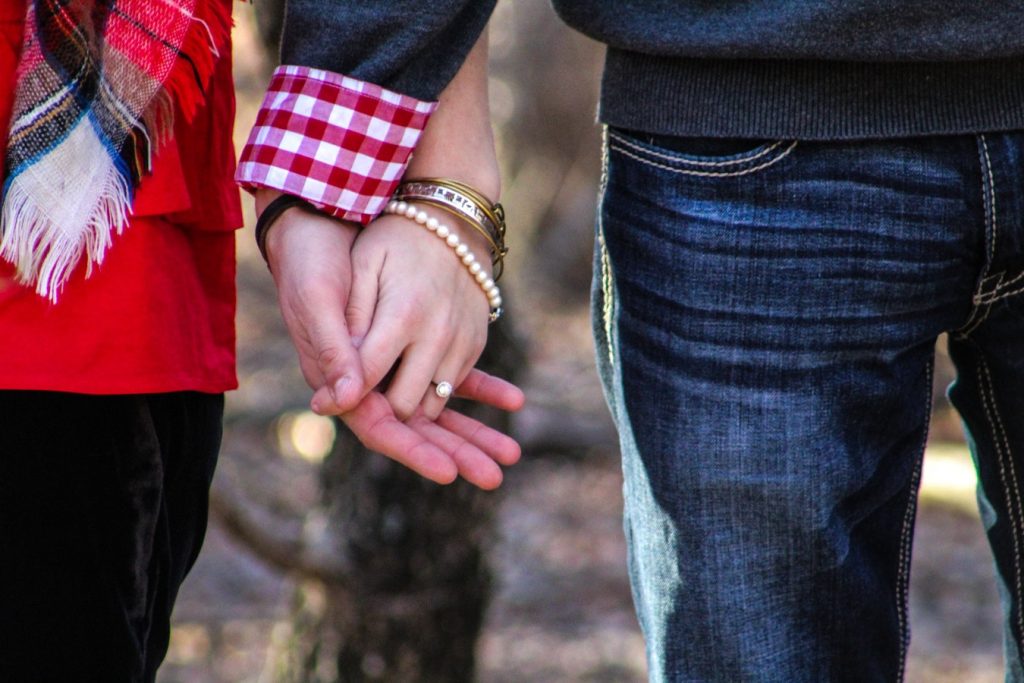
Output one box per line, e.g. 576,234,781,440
404,27,500,203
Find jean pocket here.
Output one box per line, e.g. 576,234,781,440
607,127,797,178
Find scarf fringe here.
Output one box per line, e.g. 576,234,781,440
0,163,131,302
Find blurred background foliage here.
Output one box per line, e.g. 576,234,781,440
156,2,1003,681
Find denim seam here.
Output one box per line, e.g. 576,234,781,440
953,134,1000,339
607,131,785,166
981,135,998,266
598,127,615,370
982,272,1004,286
961,273,1003,337
608,140,798,178
978,355,1024,642
981,269,1024,295
974,276,1024,305
895,360,932,683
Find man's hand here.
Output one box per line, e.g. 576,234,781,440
259,189,366,413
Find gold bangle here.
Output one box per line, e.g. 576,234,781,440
415,177,506,238
397,177,508,266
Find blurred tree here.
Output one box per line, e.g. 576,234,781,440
280,323,521,682
216,321,523,682
253,0,284,55
220,2,535,680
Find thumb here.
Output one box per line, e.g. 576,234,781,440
306,307,365,413
346,249,380,347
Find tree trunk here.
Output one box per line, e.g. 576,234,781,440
270,321,523,682
253,0,285,55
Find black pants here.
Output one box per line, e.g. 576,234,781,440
0,391,223,683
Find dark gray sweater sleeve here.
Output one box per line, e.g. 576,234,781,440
280,0,498,101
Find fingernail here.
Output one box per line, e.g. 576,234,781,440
332,376,352,403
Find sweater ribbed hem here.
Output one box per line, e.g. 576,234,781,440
600,50,1024,140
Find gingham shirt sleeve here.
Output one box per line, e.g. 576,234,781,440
236,65,437,225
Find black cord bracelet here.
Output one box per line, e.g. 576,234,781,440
254,194,316,267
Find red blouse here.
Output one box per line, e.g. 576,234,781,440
0,2,242,394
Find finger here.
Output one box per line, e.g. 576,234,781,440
304,364,339,416
301,291,366,413
310,385,334,415
386,340,448,421
346,247,380,345
420,352,471,421
297,353,325,392
358,311,412,392
408,414,504,490
455,369,526,412
436,408,522,467
340,392,458,484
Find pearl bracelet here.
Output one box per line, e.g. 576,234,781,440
383,200,503,323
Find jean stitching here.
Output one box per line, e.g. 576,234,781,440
950,272,999,339
955,303,985,339
896,360,932,682
953,135,1000,339
980,135,998,267
609,140,798,178
982,272,1005,286
598,127,615,369
978,356,1024,642
974,277,1024,305
955,309,982,339
607,130,784,167
982,269,1024,295
958,272,1004,338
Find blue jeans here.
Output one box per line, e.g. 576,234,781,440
593,128,1024,682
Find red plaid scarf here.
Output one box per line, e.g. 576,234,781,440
1,0,230,301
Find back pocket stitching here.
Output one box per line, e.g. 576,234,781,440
609,139,798,178
608,130,784,167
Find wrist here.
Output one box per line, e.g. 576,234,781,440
415,203,494,277
263,202,359,274
253,189,359,272
254,188,283,216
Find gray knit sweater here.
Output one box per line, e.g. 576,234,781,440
282,0,1024,139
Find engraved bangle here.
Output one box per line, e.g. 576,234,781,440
396,178,508,256
397,180,504,242
417,177,507,242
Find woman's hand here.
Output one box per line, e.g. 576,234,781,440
260,24,521,490
328,18,504,424
344,207,495,420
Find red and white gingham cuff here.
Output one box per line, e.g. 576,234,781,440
236,65,437,225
